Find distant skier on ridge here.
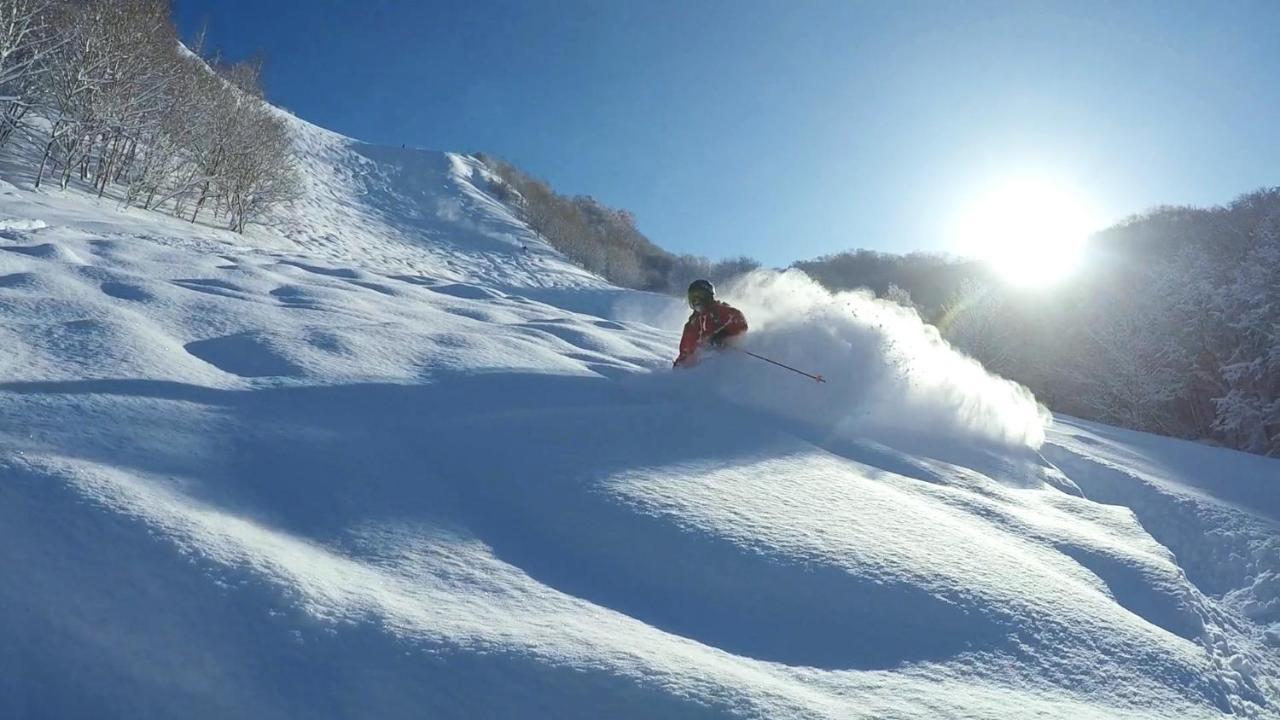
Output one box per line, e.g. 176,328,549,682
673,279,748,368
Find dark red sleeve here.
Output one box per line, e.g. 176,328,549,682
718,304,747,337
675,315,702,366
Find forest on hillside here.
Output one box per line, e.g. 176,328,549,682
482,153,1279,457
940,191,1279,456
0,0,298,231
477,153,759,294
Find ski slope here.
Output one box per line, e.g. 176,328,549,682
1,113,1277,720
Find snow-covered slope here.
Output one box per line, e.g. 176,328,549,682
1,115,1277,720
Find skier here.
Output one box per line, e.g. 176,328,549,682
674,279,748,368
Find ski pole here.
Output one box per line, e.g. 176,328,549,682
733,347,826,383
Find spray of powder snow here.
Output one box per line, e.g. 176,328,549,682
673,269,1049,449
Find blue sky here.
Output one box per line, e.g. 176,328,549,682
174,0,1280,267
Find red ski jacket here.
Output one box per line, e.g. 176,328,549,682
674,301,748,367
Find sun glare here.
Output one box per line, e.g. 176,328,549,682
954,178,1100,287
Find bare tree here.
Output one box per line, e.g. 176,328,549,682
881,283,919,313
1209,207,1280,454
121,48,209,209
85,1,177,196
9,0,299,231
477,154,762,292
0,0,61,146
1066,287,1187,434
220,101,300,232
33,0,175,189
939,280,1019,376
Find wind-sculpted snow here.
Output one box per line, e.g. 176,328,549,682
1,110,1278,719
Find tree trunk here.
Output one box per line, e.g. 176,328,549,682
78,135,91,182
191,182,209,223
114,139,135,183
61,135,84,190
94,136,110,195
97,135,124,198
0,102,28,147
34,135,55,188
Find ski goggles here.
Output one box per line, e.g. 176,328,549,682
687,289,712,309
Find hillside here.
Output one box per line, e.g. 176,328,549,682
1,113,1278,719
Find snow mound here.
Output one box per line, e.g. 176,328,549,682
0,217,47,231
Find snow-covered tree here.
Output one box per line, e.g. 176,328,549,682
0,0,60,146
882,283,918,313
939,280,1019,377
0,0,296,231
476,154,751,292
220,99,300,232
1210,202,1280,454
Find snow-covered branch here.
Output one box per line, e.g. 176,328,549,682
2,0,299,231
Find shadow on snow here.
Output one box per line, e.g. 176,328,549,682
3,372,1020,672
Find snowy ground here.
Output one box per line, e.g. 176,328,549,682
1,114,1277,719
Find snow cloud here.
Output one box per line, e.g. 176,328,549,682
689,269,1049,449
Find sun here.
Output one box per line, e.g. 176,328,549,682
954,177,1101,287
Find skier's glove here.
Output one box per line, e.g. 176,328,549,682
708,330,727,348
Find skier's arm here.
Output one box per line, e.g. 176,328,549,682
674,316,701,367
708,307,747,347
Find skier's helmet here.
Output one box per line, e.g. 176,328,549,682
687,279,715,310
